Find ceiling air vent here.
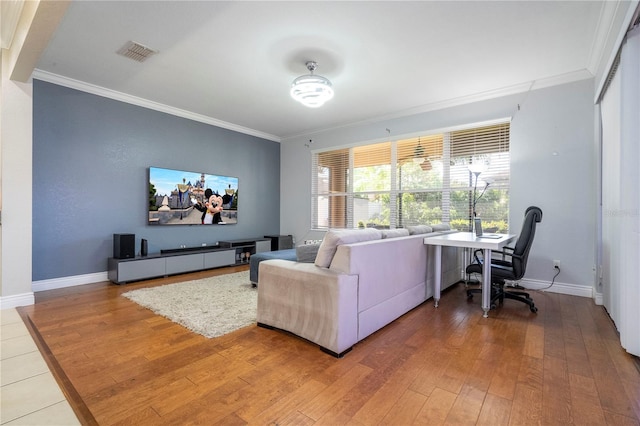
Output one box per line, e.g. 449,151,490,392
117,41,158,62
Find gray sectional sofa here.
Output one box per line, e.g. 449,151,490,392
256,226,461,356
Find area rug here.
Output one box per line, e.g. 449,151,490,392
122,271,257,338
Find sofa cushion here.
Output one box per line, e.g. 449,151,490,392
296,243,321,263
406,225,433,235
381,229,410,239
314,228,383,268
430,223,451,232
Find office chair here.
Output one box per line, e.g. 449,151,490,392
466,206,543,313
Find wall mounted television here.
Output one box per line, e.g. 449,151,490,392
148,166,238,226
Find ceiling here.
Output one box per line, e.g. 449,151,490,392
33,1,612,142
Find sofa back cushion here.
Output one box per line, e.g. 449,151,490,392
406,225,433,235
314,228,383,268
430,223,451,232
381,229,410,239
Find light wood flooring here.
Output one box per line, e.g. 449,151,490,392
17,265,640,425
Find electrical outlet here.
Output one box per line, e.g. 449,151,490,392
553,259,561,269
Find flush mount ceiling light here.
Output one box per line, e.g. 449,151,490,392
290,61,334,108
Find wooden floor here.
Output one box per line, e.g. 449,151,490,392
18,265,640,425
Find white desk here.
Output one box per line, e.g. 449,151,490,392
424,232,517,317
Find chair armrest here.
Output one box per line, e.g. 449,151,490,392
489,248,525,266
500,246,515,254
472,245,515,264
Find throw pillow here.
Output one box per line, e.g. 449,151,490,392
406,225,433,235
314,228,383,268
296,243,320,263
381,229,410,239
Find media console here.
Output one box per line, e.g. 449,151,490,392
108,237,270,284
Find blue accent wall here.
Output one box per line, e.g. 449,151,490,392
33,80,280,281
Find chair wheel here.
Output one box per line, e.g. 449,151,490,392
530,306,538,313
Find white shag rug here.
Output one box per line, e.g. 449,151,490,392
122,271,257,338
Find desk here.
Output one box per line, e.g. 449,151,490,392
424,232,516,317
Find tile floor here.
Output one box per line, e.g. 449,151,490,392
1,308,80,425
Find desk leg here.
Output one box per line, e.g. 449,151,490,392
482,248,492,318
434,245,442,307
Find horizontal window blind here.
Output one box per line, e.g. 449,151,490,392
312,121,510,230
450,122,510,157
397,135,443,166
353,142,391,191
450,122,510,190
313,148,349,228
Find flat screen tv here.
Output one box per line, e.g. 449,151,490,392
148,166,238,226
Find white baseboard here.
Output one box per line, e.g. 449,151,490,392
2,272,109,308
11,273,599,308
593,292,604,305
1,292,35,309
519,278,594,298
32,271,109,293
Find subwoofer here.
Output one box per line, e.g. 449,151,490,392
113,233,135,259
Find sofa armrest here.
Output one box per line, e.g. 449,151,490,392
256,259,359,355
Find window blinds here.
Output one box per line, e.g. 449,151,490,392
313,148,349,228
312,121,510,230
450,122,510,157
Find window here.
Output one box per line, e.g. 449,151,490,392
312,121,510,231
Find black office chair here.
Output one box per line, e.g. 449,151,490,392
466,206,543,313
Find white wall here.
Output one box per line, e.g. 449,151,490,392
280,79,596,295
0,0,70,308
510,80,596,293
0,62,34,308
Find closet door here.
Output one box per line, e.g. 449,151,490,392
600,68,620,326
617,27,640,356
600,26,640,357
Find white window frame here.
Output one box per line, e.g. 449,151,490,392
311,120,510,231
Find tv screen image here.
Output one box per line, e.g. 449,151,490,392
148,166,238,225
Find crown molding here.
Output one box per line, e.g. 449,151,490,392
284,70,593,141
31,69,281,143
587,0,623,75
529,69,594,91
594,0,640,103
33,65,594,145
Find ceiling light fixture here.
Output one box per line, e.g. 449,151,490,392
290,61,334,108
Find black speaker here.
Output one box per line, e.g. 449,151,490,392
265,235,294,251
141,238,148,257
113,233,135,259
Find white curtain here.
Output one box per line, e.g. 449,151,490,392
600,26,640,357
